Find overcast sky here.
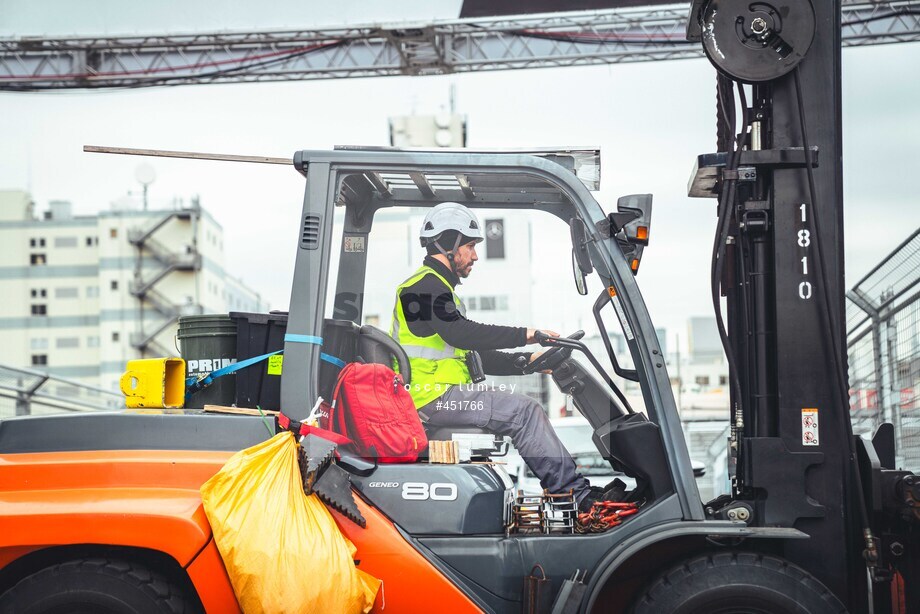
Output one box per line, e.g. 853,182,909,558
1,3,918,345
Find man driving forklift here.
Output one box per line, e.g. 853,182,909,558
391,202,621,512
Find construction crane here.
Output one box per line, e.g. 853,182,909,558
0,1,918,90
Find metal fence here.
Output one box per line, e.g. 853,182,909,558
0,364,123,418
847,229,920,472
682,419,731,502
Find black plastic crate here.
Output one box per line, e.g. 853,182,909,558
229,311,288,410
229,311,359,410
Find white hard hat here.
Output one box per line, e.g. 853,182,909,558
419,202,484,247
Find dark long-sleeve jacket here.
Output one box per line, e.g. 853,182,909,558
397,256,531,375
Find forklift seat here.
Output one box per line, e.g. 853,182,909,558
356,324,412,385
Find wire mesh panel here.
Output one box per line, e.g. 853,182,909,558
682,419,731,502
847,229,920,472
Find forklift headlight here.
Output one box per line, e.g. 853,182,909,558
621,244,645,276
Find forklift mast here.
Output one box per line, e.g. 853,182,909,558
689,0,918,609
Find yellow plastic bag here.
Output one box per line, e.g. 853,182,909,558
201,432,380,614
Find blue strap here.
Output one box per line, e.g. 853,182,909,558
185,334,344,399
285,333,345,366
320,352,346,368
186,349,283,397
285,334,323,345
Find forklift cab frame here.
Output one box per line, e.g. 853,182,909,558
278,147,815,611
283,146,703,520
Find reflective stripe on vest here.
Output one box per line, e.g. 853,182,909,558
401,344,458,360
391,265,471,409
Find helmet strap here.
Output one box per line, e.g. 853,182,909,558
432,233,466,279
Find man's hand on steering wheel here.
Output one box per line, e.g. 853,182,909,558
526,328,560,344
519,330,585,374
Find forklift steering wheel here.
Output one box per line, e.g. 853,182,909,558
520,330,585,374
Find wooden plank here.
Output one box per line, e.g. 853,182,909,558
203,404,280,416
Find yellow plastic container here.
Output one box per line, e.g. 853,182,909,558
120,358,186,409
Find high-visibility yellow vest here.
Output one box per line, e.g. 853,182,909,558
390,265,471,409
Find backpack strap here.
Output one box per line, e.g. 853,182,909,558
328,363,353,436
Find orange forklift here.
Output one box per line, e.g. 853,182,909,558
1,0,918,612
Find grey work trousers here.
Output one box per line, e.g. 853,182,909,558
419,384,591,502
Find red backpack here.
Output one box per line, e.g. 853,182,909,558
322,362,428,463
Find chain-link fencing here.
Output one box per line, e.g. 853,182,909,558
847,229,920,472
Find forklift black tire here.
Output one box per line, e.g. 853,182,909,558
631,552,846,614
0,557,200,614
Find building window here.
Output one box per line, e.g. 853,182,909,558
30,338,48,350
30,237,46,248
87,336,100,348
112,331,120,342
55,287,79,299
695,376,710,386
31,354,48,366
110,280,119,291
29,238,36,248
109,228,118,238
30,288,47,298
30,254,47,266
54,236,78,248
56,337,80,349
718,375,728,386
86,236,98,246
466,297,478,310
30,304,47,316
86,286,100,298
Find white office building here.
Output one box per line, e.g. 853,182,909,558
0,190,265,391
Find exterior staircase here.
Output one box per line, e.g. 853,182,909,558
128,207,203,355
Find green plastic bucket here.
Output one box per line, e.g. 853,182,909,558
178,314,237,409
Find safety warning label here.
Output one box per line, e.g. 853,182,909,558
802,408,819,446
